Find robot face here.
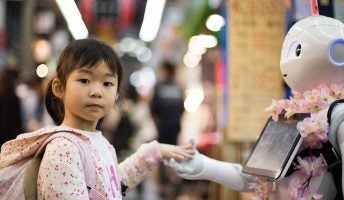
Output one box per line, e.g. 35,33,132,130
280,15,344,93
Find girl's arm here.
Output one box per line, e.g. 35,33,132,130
118,141,194,189
38,137,89,199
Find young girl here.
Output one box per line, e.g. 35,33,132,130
0,38,194,199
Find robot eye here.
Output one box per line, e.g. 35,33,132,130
296,44,301,57
287,42,302,59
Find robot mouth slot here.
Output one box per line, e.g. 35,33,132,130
328,39,344,66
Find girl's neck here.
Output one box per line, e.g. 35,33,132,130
61,119,97,132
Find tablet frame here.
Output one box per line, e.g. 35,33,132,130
242,113,310,180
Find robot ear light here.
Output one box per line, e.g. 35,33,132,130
328,38,344,67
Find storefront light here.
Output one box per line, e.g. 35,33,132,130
206,14,225,32
36,64,49,78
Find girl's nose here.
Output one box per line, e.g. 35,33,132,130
90,84,102,98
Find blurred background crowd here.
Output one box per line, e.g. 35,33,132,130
0,0,225,199
0,0,342,199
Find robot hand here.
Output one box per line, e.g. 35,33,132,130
164,150,253,191
164,150,205,180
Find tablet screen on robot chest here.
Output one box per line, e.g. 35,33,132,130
242,113,309,180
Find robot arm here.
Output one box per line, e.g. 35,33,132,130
337,122,344,195
328,102,344,195
166,151,254,191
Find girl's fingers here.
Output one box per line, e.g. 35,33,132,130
168,152,182,161
172,147,195,160
159,143,196,160
182,144,193,149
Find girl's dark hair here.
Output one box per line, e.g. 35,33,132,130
45,38,123,125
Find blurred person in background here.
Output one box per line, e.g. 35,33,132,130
16,76,54,132
0,68,22,146
150,60,185,199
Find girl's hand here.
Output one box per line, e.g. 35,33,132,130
158,143,195,161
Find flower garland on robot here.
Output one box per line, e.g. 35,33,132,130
249,84,344,199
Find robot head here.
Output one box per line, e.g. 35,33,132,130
280,15,344,93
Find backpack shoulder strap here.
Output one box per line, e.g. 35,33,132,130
24,131,105,200
23,156,42,199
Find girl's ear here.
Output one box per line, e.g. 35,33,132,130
52,78,64,99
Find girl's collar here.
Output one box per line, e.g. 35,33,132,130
59,124,101,135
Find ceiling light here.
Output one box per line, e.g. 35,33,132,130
139,0,166,42
55,0,88,39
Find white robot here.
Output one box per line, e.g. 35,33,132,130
167,15,344,200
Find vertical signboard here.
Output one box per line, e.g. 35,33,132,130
227,0,285,141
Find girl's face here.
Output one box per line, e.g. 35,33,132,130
55,61,118,131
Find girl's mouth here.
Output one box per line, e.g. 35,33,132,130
86,104,103,110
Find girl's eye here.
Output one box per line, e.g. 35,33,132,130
104,82,114,87
79,79,90,84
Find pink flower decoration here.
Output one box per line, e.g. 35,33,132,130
248,177,274,199
259,84,341,199
330,83,344,99
294,155,327,177
292,91,303,100
288,177,303,200
284,100,300,118
296,113,329,149
265,99,287,121
300,192,323,200
289,173,324,200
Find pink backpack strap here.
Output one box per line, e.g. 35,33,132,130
35,131,106,200
109,145,129,196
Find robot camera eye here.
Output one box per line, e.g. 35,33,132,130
296,44,301,57
328,39,344,66
287,42,302,59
